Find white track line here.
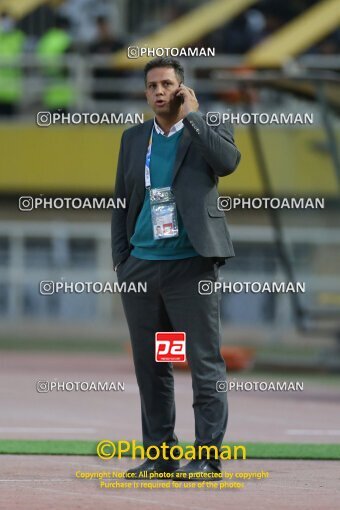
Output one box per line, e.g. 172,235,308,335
286,429,340,436
0,479,72,483
266,484,336,493
26,458,126,469
0,427,96,433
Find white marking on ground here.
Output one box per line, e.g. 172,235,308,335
286,429,340,436
0,427,96,433
0,479,72,483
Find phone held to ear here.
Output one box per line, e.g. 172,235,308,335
177,83,184,104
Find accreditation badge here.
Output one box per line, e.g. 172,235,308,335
149,187,179,240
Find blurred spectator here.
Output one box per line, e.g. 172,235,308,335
202,0,340,56
36,16,75,112
126,0,195,35
89,15,123,54
318,39,340,56
203,9,265,55
0,11,25,117
88,15,126,103
60,0,119,45
310,31,340,56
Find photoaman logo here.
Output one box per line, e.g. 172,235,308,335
155,332,186,362
97,439,247,461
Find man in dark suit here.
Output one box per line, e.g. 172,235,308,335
111,57,241,479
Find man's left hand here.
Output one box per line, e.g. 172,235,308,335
176,84,199,117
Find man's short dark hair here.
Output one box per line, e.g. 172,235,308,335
144,57,184,86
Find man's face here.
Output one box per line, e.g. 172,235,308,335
145,67,182,116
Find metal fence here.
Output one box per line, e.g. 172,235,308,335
0,220,339,330
1,54,340,115
1,55,339,340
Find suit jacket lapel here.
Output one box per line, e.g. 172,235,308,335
172,127,192,183
135,119,153,202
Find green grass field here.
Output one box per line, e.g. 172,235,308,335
1,440,339,460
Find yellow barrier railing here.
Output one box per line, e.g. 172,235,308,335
246,0,340,67
111,0,259,69
1,125,337,196
0,0,55,18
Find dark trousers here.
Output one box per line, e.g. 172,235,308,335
117,255,228,456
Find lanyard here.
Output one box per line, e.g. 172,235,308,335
144,127,154,190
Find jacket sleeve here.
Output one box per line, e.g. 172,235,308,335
111,131,130,270
183,111,241,177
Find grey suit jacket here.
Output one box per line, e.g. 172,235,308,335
111,111,241,268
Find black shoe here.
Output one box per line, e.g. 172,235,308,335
124,458,180,479
174,459,222,481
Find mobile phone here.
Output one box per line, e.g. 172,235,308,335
177,83,184,104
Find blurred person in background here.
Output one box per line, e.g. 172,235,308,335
88,15,126,104
309,32,340,59
112,57,241,480
36,16,74,113
60,0,119,45
0,11,25,117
